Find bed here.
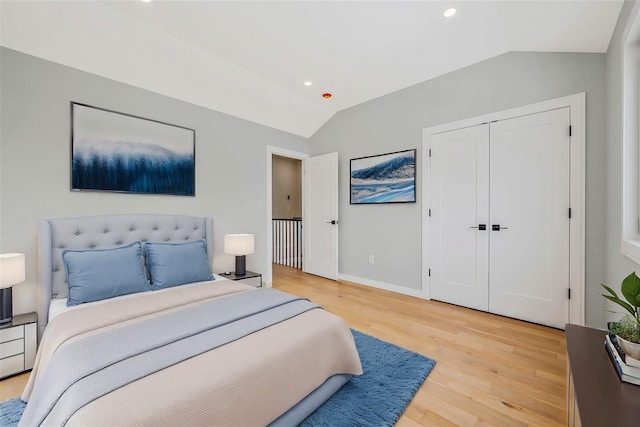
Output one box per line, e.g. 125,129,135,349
20,214,362,426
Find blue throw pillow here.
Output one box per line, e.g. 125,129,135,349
145,240,214,290
63,241,150,306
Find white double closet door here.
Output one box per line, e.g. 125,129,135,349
430,108,570,329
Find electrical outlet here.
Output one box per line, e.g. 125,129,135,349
368,255,375,264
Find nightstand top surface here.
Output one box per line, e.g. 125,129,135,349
219,271,261,281
0,312,37,329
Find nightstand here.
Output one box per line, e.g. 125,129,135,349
0,312,37,379
219,271,262,287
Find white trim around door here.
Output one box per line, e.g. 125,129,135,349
422,93,586,327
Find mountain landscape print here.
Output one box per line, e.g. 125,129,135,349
71,103,195,196
350,149,416,204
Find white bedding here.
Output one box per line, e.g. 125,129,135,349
47,298,72,322
47,274,232,322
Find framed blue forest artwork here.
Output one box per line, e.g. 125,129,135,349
71,103,195,196
350,149,416,204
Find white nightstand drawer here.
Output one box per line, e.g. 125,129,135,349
0,354,24,378
0,325,23,343
238,276,262,287
0,339,23,358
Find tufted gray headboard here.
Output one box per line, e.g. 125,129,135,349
37,214,213,339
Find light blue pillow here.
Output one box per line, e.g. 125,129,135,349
63,241,150,306
145,240,214,290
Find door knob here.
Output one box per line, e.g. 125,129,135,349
470,224,487,231
492,224,509,231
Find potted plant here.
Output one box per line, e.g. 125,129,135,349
602,272,640,359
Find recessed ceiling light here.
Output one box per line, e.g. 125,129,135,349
444,8,456,18
304,81,312,87
141,0,152,3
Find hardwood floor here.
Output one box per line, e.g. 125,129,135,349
0,372,27,401
0,265,567,426
272,264,567,426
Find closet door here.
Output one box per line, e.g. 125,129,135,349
488,108,570,329
430,124,489,311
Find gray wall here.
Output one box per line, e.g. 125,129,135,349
605,2,640,324
310,51,607,327
0,47,309,314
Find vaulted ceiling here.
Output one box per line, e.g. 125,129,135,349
1,1,623,138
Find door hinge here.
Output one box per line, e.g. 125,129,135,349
429,148,431,157
569,125,572,137
569,208,572,219
428,208,431,217
568,288,571,299
428,268,431,277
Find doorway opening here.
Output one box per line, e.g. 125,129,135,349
265,146,309,285
272,154,303,270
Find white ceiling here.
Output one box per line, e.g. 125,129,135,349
0,1,623,138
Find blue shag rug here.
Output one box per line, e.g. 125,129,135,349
300,330,435,426
0,330,435,427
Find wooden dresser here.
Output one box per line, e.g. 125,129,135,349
566,324,640,426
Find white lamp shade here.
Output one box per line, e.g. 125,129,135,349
0,253,26,289
224,234,255,256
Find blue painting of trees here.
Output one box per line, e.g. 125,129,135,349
72,139,194,196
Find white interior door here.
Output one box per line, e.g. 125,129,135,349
303,152,338,280
488,108,570,329
430,125,490,311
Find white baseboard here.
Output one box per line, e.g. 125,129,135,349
338,273,425,299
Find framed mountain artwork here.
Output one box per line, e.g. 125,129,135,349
350,149,416,204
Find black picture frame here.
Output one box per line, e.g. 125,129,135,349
71,102,196,196
350,149,416,204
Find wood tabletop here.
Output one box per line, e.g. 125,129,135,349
566,324,640,426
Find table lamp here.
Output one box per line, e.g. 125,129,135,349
0,253,26,324
224,234,255,276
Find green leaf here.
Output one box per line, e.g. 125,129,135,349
621,272,640,309
602,284,619,298
602,294,637,318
